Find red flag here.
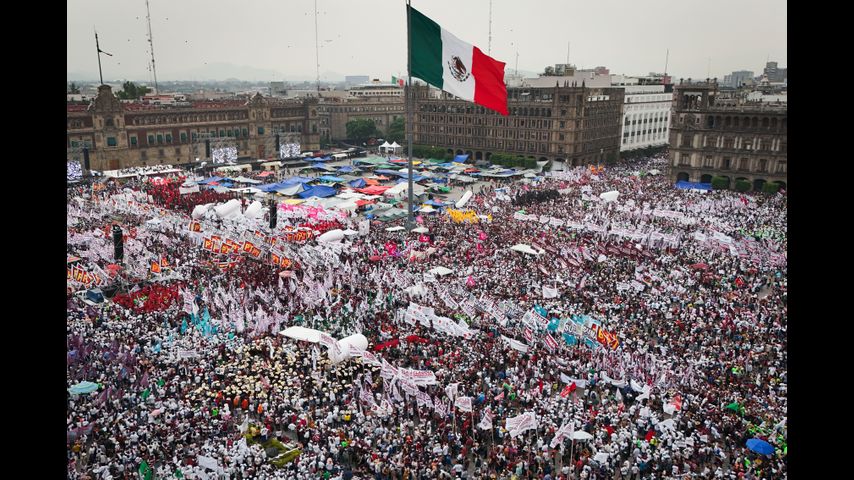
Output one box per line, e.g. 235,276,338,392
645,429,656,442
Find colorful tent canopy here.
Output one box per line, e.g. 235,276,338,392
297,185,338,198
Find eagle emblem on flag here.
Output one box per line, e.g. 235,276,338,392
448,56,470,82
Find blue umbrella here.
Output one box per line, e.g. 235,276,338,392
746,438,775,455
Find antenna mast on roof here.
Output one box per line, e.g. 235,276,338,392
94,27,113,86
145,0,159,94
664,48,669,77
488,0,493,55
314,0,321,95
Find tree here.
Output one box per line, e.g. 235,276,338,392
762,182,781,194
68,82,80,94
711,176,730,190
116,81,152,100
346,119,380,144
386,118,405,144
734,180,751,192
606,151,617,164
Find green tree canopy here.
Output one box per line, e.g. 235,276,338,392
346,119,380,143
68,82,81,94
116,81,152,100
385,118,405,144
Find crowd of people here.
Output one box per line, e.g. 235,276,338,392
67,156,787,479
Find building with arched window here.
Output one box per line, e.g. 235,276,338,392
66,85,320,171
409,83,624,170
668,80,787,191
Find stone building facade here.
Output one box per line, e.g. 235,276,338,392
317,84,405,142
66,85,320,171
668,81,787,190
409,83,624,168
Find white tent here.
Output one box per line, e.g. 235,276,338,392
385,226,405,232
428,266,454,276
389,141,401,149
179,182,200,195
411,226,429,233
599,190,620,203
570,431,594,441
418,205,437,213
278,326,325,343
243,201,263,219
232,176,262,184
510,244,543,255
214,199,241,219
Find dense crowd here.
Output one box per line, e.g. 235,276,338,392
67,156,787,479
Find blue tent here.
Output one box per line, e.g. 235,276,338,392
220,182,234,188
298,185,338,198
258,182,285,192
395,175,426,183
675,181,712,191
424,199,449,207
348,178,367,188
197,176,224,185
436,163,455,168
454,154,470,162
311,163,334,170
337,166,357,173
281,176,313,185
317,175,345,183
375,169,402,176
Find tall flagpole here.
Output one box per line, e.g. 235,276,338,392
406,0,415,229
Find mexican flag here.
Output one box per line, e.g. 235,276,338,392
408,5,508,115
391,75,405,87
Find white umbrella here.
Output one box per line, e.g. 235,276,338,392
571,431,594,441
385,226,405,232
411,226,429,233
428,266,454,276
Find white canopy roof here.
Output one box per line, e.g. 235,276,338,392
389,141,401,148
232,176,262,184
379,141,392,148
385,226,406,232
411,226,429,233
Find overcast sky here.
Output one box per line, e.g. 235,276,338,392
67,0,787,83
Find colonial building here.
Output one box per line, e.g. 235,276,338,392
668,81,787,190
66,85,320,171
409,83,624,168
317,83,405,142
